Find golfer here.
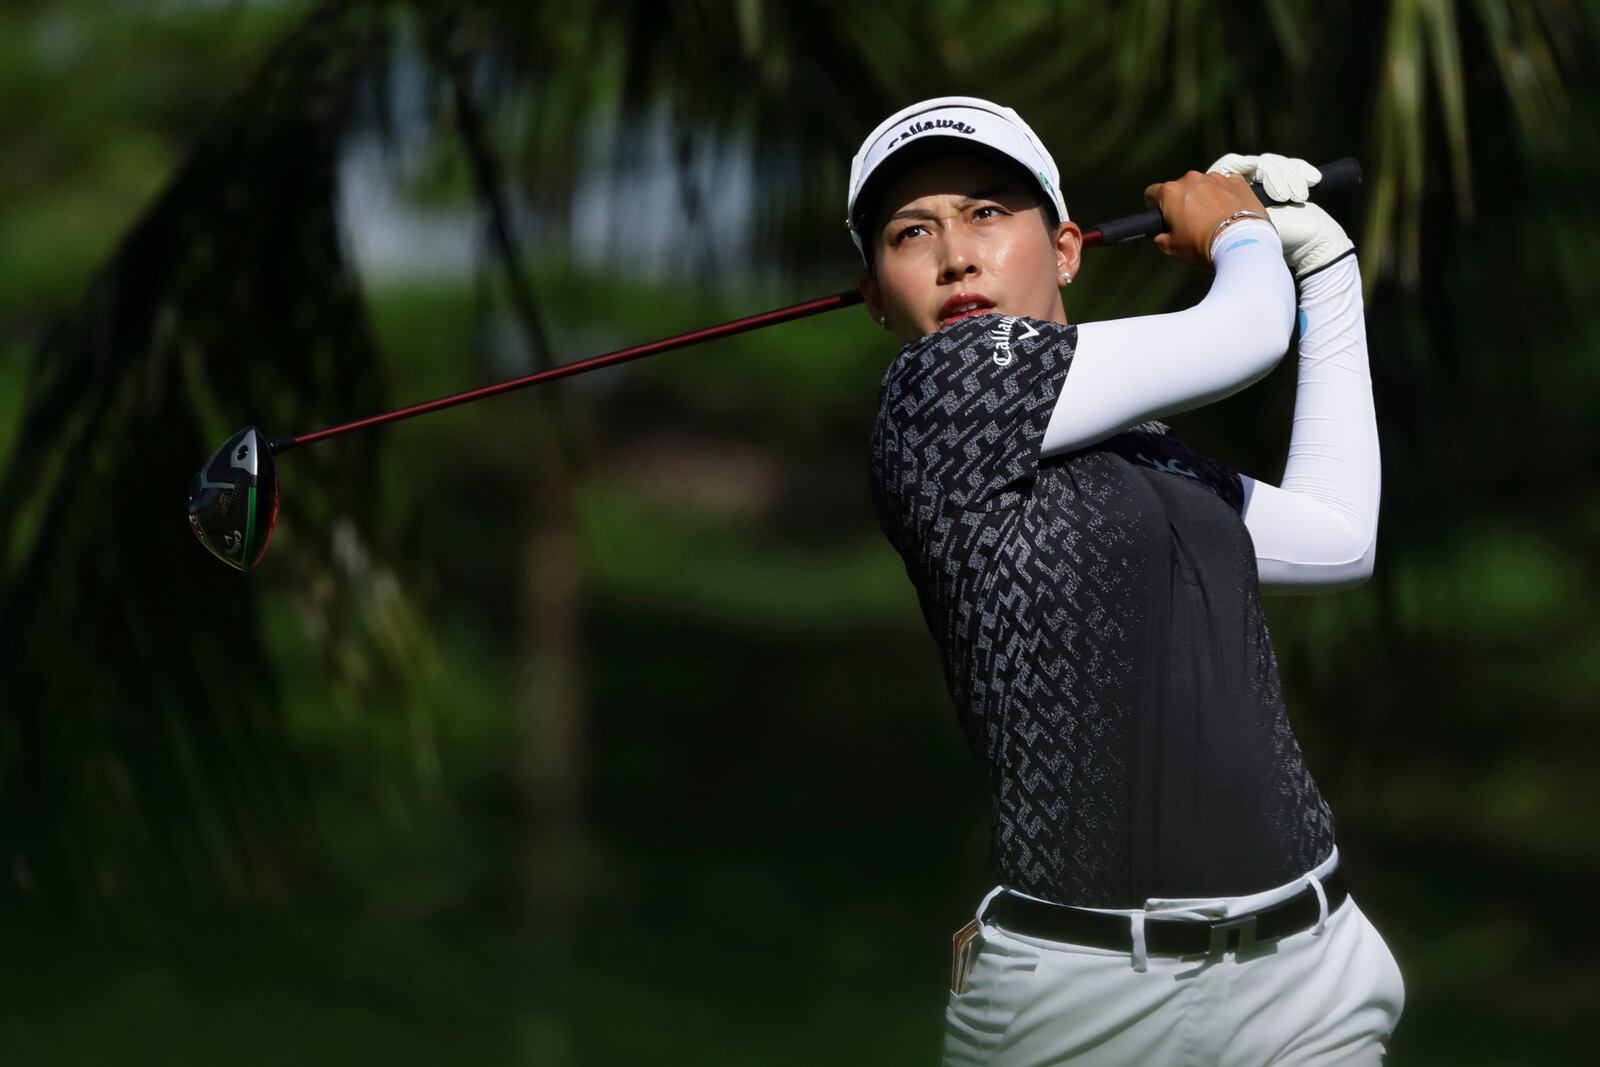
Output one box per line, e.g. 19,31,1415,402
852,98,1403,1065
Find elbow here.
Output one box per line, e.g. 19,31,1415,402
1331,538,1377,592
1340,525,1380,587
1258,532,1377,596
1324,555,1375,594
1330,505,1380,588
1347,533,1378,587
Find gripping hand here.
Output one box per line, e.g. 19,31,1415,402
1208,153,1354,279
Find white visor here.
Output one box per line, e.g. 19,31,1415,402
846,96,1068,266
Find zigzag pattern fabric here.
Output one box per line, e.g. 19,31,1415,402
871,315,1334,907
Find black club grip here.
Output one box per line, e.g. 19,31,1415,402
1085,157,1363,247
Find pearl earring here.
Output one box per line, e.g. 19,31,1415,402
878,315,888,327
1060,271,1072,286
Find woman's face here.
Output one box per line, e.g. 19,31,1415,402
860,153,1082,343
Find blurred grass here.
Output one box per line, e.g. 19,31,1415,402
0,479,980,1064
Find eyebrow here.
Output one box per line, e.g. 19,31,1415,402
884,186,1020,224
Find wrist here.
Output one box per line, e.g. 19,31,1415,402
1209,217,1281,264
1294,246,1358,283
1295,250,1361,302
1262,202,1354,279
1208,211,1271,260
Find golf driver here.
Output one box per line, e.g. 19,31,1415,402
188,158,1362,571
188,426,278,571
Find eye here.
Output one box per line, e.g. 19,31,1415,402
890,223,928,245
972,205,1006,221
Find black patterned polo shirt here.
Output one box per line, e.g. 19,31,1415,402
870,314,1334,907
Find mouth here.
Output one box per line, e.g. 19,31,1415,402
938,294,997,326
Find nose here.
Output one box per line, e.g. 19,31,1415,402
937,229,981,284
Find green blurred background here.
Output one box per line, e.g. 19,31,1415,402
1,1,1596,1063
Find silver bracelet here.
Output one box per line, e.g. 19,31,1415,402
1209,210,1268,249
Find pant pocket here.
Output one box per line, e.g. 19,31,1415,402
942,931,1042,1065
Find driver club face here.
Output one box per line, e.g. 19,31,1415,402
187,426,279,571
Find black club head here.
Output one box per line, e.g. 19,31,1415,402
187,426,279,571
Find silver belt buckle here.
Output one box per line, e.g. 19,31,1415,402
1210,913,1259,954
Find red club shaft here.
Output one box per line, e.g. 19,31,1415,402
275,289,865,453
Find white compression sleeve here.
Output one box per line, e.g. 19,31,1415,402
1041,220,1295,456
1239,255,1379,593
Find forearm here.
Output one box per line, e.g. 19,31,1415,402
1041,221,1295,456
1241,254,1380,593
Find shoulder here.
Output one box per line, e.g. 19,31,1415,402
878,316,1076,411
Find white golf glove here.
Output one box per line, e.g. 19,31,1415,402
1208,152,1354,279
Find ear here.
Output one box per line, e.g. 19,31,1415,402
1054,221,1084,282
859,273,887,328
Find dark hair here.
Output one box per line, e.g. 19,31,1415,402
855,144,1059,276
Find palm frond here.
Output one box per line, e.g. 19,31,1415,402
0,0,392,915
1366,0,1578,285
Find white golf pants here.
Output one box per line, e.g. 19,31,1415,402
942,854,1405,1066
